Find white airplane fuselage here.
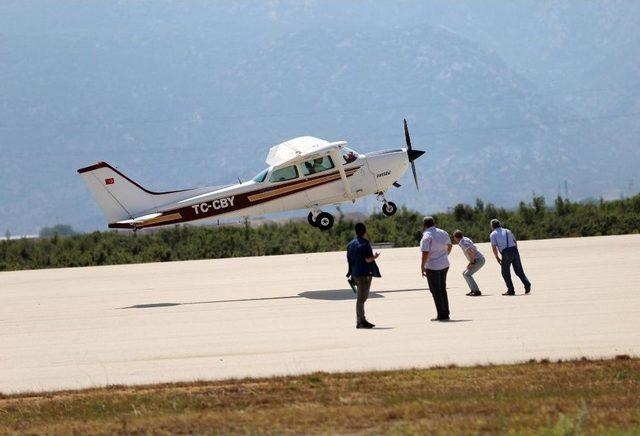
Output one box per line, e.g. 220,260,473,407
78,146,411,230
151,148,410,227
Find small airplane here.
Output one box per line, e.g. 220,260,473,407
78,119,425,231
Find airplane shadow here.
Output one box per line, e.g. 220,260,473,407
118,287,425,309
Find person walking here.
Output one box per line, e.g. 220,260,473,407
346,223,381,329
489,219,532,296
419,216,452,321
453,230,485,296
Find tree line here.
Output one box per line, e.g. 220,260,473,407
1,194,639,272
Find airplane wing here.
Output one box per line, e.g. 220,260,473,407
266,136,347,167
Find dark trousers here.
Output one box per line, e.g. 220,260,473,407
354,276,372,323
426,267,449,319
501,247,531,292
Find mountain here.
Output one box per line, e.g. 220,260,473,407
1,1,638,234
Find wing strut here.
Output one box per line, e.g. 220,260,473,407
330,148,354,202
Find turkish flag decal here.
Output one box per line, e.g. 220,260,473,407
105,178,115,185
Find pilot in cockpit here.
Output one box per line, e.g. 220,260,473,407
344,151,357,164
312,157,325,173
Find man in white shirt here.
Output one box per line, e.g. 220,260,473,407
489,219,531,296
419,216,453,321
453,230,485,296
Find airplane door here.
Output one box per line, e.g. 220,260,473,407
348,157,377,198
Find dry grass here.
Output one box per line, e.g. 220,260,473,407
1,357,639,435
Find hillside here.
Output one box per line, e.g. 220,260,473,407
1,1,638,234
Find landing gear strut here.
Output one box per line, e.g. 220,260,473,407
308,210,334,231
376,192,398,216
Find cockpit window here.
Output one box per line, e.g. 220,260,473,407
301,155,335,176
269,165,299,183
252,168,269,183
341,147,359,164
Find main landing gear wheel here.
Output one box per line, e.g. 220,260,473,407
315,212,334,231
382,201,398,216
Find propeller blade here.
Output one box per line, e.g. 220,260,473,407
403,118,412,150
411,162,419,191
404,119,423,191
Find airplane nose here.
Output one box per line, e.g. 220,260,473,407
407,149,425,162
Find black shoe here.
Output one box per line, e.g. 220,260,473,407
467,290,482,296
430,317,450,322
357,320,375,329
502,291,515,296
525,287,531,294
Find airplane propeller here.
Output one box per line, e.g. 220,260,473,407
403,118,425,191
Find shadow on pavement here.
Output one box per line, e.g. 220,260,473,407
118,288,425,309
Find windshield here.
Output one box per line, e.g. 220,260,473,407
252,168,269,183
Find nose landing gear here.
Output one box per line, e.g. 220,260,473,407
376,192,398,216
308,210,335,231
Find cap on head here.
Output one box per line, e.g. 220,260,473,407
355,222,367,237
453,229,463,240
423,216,435,228
491,219,501,229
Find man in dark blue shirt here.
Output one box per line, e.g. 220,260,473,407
347,223,381,329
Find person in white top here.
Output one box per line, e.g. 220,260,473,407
419,216,453,321
489,219,531,296
453,230,485,296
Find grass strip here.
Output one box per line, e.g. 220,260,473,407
1,357,639,435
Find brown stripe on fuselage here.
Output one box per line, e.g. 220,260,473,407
248,169,355,202
125,166,362,229
140,212,183,226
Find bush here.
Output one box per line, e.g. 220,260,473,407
1,194,639,271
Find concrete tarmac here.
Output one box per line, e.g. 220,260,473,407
1,235,639,393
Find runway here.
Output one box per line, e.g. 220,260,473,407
1,234,639,394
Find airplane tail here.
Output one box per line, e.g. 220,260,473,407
77,162,193,224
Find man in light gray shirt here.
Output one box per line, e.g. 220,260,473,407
490,219,531,296
419,216,452,321
453,230,485,296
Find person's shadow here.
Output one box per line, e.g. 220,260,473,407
298,287,424,300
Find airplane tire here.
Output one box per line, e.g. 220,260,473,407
315,212,334,231
382,201,398,216
307,212,318,227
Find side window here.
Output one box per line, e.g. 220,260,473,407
269,165,299,183
301,155,335,176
